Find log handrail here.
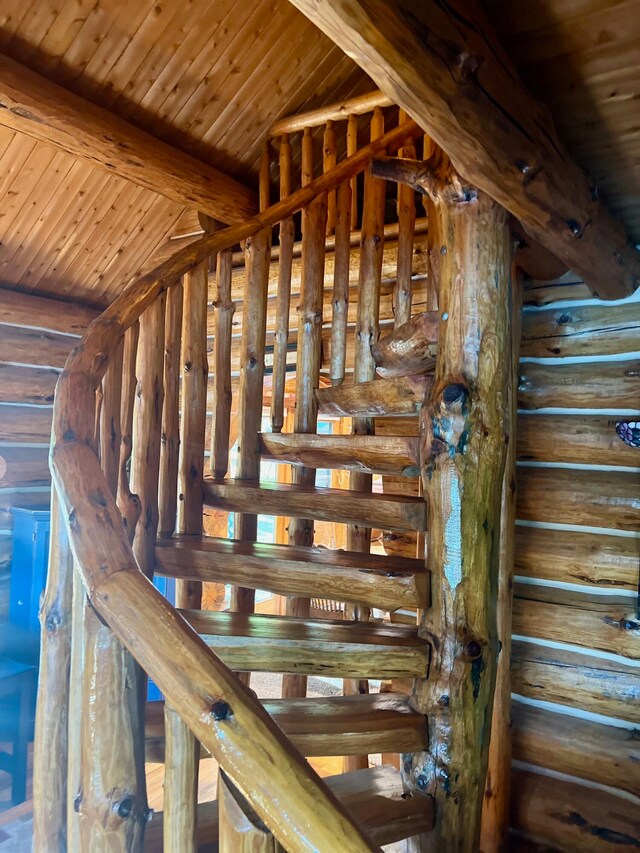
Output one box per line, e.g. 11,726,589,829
48,118,421,853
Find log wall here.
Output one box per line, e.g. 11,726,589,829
511,285,640,851
0,288,97,620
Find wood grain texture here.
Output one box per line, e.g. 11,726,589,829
512,702,640,797
0,363,58,405
258,433,420,476
511,641,640,721
0,53,256,224
521,302,640,357
510,768,640,853
513,584,640,659
209,249,236,479
146,693,427,761
516,467,640,531
372,311,439,378
518,414,640,467
0,324,76,368
0,287,97,334
514,525,640,591
33,495,73,853
288,0,640,299
155,535,426,613
517,359,640,410
409,180,511,850
203,479,427,531
317,374,432,417
157,284,183,538
0,404,52,443
183,609,429,679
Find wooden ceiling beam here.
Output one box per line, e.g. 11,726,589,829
288,0,640,299
0,53,257,224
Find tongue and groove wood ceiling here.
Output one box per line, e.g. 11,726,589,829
0,0,638,307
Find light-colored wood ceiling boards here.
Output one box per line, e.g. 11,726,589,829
0,0,370,305
484,0,640,245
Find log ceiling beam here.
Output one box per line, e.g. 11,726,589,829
288,0,640,300
0,53,257,224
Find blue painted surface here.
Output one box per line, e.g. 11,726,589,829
147,576,176,701
9,507,51,634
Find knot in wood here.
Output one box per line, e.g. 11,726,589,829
211,700,232,721
114,797,133,819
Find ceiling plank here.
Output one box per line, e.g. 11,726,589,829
0,52,257,224
287,0,640,299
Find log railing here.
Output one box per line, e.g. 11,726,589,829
34,117,422,853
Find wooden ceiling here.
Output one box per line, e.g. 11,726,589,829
0,0,638,306
0,0,370,306
486,0,640,245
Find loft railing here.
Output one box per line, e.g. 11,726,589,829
33,117,422,853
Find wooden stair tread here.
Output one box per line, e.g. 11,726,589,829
202,478,427,532
155,535,427,612
316,375,430,417
144,765,434,851
180,609,430,679
145,693,427,760
258,432,421,477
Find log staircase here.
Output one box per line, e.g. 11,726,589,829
34,94,514,852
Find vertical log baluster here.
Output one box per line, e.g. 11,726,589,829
347,114,358,230
163,263,209,852
177,263,209,566
343,106,386,771
79,339,147,852
323,120,337,235
411,176,511,851
329,180,352,386
210,249,235,478
117,323,142,543
480,269,522,853
281,192,328,700
66,562,84,853
158,283,183,538
132,295,166,578
271,133,295,434
219,771,280,852
232,226,271,613
33,493,73,853
395,109,417,327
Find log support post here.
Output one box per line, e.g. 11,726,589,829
383,160,511,851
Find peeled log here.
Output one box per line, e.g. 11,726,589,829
372,311,439,378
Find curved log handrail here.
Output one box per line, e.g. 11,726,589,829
49,119,421,853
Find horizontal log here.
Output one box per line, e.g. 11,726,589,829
0,364,58,405
316,375,431,417
511,768,640,852
522,274,591,307
371,312,439,378
269,90,393,135
516,467,640,532
155,535,426,612
514,526,639,591
521,302,640,358
511,640,640,721
518,360,640,410
0,324,74,369
517,415,640,467
146,693,426,761
182,609,429,679
0,405,52,443
380,530,419,559
0,446,50,489
0,54,257,223
512,703,640,797
144,765,434,852
513,584,640,659
258,433,421,476
0,287,97,335
203,479,427,532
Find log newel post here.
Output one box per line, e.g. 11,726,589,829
393,165,512,852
